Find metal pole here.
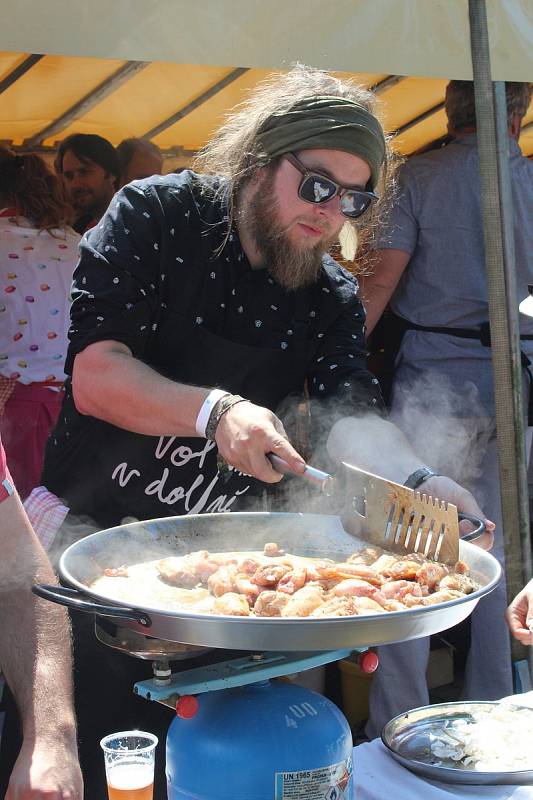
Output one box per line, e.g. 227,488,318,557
468,0,532,674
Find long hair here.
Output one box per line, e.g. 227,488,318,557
193,64,399,267
0,146,73,231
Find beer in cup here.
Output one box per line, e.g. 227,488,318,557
100,730,158,800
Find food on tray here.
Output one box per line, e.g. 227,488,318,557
427,703,533,772
90,541,480,618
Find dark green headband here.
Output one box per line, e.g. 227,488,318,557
256,96,386,190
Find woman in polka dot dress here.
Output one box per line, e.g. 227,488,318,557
0,146,80,498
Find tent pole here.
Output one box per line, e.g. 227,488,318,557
468,0,532,679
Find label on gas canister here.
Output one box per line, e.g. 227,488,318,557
274,757,352,799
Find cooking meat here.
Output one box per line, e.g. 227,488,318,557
380,580,424,601
253,590,291,617
281,585,325,617
157,551,221,587
253,564,292,588
351,596,387,615
94,541,479,619
420,588,464,606
382,560,421,581
311,596,359,617
416,562,449,590
330,579,385,605
207,565,237,596
103,566,129,577
263,542,283,556
439,573,477,594
213,592,250,616
277,568,308,595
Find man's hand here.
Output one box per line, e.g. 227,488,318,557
215,401,305,483
422,475,495,551
6,735,83,800
505,579,533,646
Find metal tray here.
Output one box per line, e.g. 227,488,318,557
49,512,500,652
382,701,533,785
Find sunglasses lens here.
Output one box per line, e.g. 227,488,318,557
299,175,337,204
341,192,373,219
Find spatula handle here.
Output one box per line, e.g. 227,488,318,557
458,513,486,540
267,453,331,488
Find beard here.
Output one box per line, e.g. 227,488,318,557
242,172,338,291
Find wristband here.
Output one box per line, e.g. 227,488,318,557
205,394,248,441
195,389,231,437
404,467,439,490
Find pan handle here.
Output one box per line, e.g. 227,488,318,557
32,584,152,627
458,513,486,542
267,453,331,488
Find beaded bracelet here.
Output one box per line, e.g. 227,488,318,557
205,394,248,441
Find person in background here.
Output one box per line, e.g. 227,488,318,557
506,580,533,646
0,146,80,499
56,133,120,234
117,137,164,185
359,80,533,737
0,435,82,799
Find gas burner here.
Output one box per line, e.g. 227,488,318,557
95,618,210,661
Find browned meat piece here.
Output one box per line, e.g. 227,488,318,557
311,596,359,617
306,561,382,586
277,568,308,595
253,591,291,617
233,574,261,605
281,586,325,617
369,554,400,573
252,564,292,588
207,565,237,596
416,562,449,591
383,560,421,581
212,592,250,616
420,588,464,606
263,542,283,556
439,573,478,594
236,557,262,575
381,580,424,601
330,579,386,606
103,566,129,577
454,560,469,574
156,551,221,587
401,593,426,608
351,596,386,615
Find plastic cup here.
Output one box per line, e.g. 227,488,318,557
100,730,158,800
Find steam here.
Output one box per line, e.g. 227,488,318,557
275,371,492,510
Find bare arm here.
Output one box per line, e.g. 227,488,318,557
327,415,494,550
73,339,305,482
506,579,533,645
359,249,411,335
0,490,82,799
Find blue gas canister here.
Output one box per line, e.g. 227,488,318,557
166,679,353,800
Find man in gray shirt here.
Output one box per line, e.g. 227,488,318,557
361,80,533,737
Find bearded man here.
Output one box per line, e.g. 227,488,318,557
38,66,494,800
43,66,492,528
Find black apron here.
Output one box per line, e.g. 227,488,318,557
43,301,310,527
2,303,311,800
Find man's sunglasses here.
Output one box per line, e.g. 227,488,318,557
284,152,378,219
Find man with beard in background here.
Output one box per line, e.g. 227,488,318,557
40,66,493,798
56,133,121,234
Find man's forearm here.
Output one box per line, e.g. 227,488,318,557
72,341,215,436
0,495,77,741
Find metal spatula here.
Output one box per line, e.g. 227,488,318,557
268,455,484,564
